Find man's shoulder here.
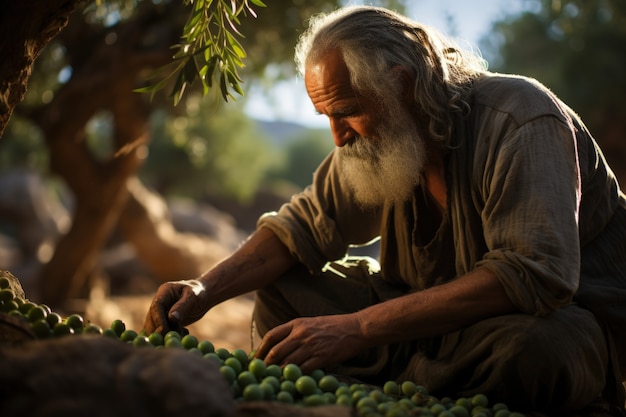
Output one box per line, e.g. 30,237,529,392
471,72,569,125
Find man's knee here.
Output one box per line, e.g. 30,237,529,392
252,258,378,337
490,307,608,412
401,306,610,413
252,263,312,337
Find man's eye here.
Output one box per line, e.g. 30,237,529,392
334,108,360,119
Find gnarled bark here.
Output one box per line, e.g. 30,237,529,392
0,0,86,137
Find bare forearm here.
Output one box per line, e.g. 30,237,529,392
200,227,297,309
355,267,516,346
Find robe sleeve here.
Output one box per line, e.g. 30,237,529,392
473,114,582,316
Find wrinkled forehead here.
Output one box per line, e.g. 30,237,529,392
304,49,355,101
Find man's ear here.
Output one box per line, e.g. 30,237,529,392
391,66,415,106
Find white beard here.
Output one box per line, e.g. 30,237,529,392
337,102,427,209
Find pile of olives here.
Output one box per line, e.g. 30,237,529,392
0,276,526,417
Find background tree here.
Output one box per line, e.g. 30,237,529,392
143,100,277,202
267,129,334,190
481,0,626,188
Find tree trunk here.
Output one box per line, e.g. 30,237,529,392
117,178,231,283
0,0,86,138
32,3,183,307
36,67,147,306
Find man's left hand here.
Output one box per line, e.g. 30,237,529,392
254,313,366,374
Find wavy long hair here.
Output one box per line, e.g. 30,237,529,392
295,6,487,146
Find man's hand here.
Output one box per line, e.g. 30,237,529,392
254,314,367,374
143,279,209,335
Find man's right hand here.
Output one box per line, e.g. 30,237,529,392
143,279,210,335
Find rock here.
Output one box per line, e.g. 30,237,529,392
169,199,247,252
235,402,356,417
0,169,70,259
0,336,236,417
1,269,25,299
0,312,35,345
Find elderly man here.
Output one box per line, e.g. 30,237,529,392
144,6,626,415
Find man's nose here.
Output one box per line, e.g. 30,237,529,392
330,119,353,147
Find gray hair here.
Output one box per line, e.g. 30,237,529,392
295,6,487,144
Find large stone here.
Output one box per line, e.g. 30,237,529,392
0,336,236,417
235,402,356,417
0,312,35,345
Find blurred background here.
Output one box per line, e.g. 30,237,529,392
1,0,624,348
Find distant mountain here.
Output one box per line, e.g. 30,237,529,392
254,119,329,147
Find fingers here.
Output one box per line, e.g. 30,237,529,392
298,356,324,375
167,279,207,325
143,290,173,335
143,280,208,335
166,300,191,335
255,322,290,358
256,326,324,373
255,321,321,371
256,322,297,366
143,283,186,335
255,316,355,374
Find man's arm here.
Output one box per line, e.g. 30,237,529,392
143,227,296,334
256,267,517,372
355,267,516,344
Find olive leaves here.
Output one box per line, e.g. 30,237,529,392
135,0,267,105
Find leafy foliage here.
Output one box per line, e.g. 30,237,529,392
267,129,334,190
135,0,267,105
141,95,276,202
482,0,626,130
0,117,47,172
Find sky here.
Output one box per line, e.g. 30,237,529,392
244,0,532,128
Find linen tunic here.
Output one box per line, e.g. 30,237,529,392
257,72,626,372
